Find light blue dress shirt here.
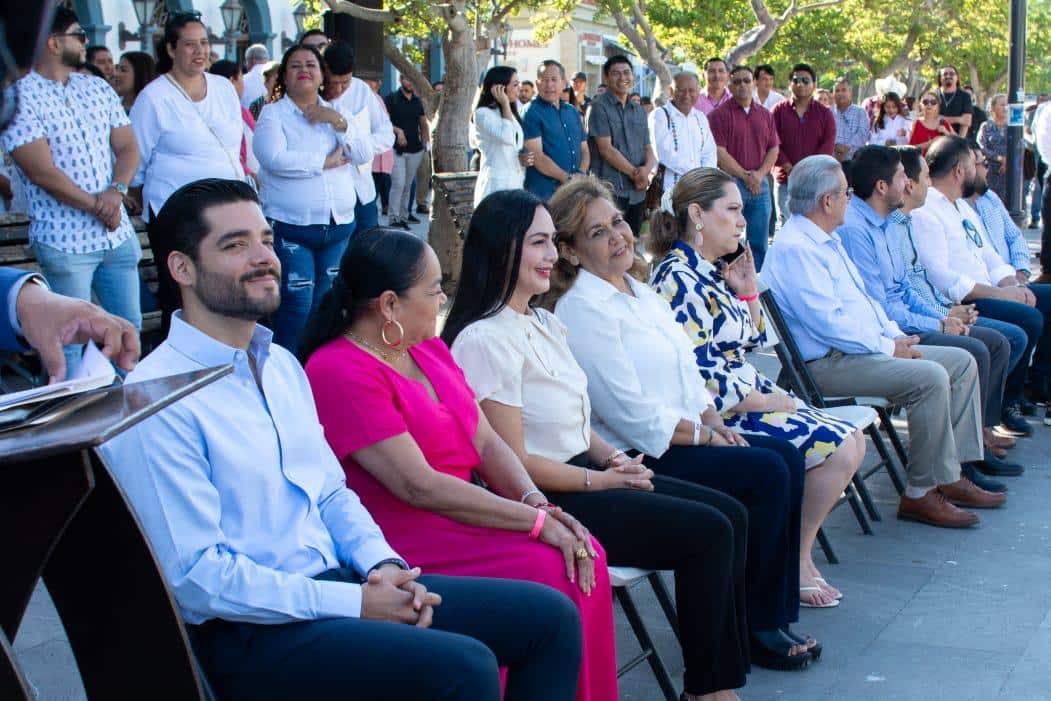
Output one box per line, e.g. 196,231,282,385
100,313,402,625
838,197,944,333
972,191,1032,274
762,214,902,361
887,210,956,312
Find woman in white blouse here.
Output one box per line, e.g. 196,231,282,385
443,189,750,699
470,67,534,206
253,44,371,351
130,12,244,331
869,92,910,147
545,176,820,672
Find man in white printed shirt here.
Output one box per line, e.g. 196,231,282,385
2,7,141,374
649,71,718,196
322,40,395,236
912,135,1051,417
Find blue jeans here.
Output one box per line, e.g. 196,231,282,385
735,177,772,271
974,284,1051,400
353,196,379,237
271,220,354,352
33,236,143,372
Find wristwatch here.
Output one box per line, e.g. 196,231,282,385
109,181,128,195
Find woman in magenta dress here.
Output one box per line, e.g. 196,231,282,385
301,226,618,701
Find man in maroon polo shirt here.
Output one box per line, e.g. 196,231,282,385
771,63,836,225
709,65,780,270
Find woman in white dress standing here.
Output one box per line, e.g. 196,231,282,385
471,66,534,206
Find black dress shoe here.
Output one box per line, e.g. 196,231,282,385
1000,405,1034,436
1018,397,1039,416
962,462,1007,493
407,214,421,224
973,455,1025,477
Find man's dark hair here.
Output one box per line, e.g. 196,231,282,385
322,39,354,75
154,179,260,264
301,28,327,41
537,59,564,79
848,146,902,200
51,7,79,34
791,63,816,81
730,65,753,78
926,134,972,178
86,45,111,63
520,79,534,88
896,146,924,182
755,64,775,78
208,58,241,80
433,79,444,89
602,54,631,77
640,95,652,105
703,57,727,70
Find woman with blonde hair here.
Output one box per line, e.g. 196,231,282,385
546,176,820,670
649,167,867,608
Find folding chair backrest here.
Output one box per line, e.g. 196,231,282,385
758,289,829,408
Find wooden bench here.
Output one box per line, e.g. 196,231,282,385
0,213,165,384
430,172,478,294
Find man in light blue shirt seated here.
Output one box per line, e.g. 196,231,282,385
763,155,1005,529
838,145,1022,483
965,144,1033,283
98,179,582,701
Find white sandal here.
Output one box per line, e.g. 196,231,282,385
800,585,839,608
813,577,844,600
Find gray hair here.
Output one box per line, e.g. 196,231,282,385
673,71,700,86
245,44,269,63
787,155,843,215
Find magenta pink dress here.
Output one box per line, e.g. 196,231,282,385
306,337,618,701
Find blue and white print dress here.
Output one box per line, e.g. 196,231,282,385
652,240,856,468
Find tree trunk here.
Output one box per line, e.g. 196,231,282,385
432,5,476,174
608,3,673,101
725,0,842,66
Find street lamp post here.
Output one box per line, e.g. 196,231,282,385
1006,0,1027,226
220,0,242,61
293,3,310,40
118,0,158,55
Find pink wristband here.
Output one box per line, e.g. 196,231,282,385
736,292,759,302
528,508,546,539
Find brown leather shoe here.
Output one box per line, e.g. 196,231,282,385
898,489,980,527
939,477,1007,509
984,428,1016,450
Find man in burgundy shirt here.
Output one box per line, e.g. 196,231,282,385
709,65,780,269
772,63,836,225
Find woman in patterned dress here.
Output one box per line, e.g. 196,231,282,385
650,167,867,609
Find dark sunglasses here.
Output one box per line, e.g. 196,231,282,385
171,10,203,20
921,98,939,105
790,76,812,85
52,30,88,44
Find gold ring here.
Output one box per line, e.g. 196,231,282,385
575,547,590,561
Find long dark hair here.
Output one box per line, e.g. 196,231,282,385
121,51,157,100
441,190,546,346
155,13,205,74
273,44,327,104
475,66,522,125
299,227,429,362
874,91,904,131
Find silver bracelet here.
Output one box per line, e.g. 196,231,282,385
520,487,543,504
692,421,702,446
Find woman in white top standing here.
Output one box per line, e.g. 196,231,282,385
545,176,819,672
470,66,534,206
130,11,243,331
869,92,910,146
253,44,371,352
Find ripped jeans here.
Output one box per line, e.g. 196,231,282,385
271,219,354,352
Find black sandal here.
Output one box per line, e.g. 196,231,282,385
750,628,812,671
782,627,822,661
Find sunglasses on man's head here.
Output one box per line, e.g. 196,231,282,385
791,76,812,85
52,29,88,44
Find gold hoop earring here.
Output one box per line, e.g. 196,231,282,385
382,319,405,348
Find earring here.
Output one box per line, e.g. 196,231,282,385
381,319,405,348
695,222,704,232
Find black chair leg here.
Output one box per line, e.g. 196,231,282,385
614,586,679,701
846,481,874,535
816,527,838,564
851,470,881,523
647,572,681,644
867,423,907,496
877,406,911,467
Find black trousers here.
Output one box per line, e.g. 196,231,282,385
915,326,1010,426
614,196,647,240
549,472,749,694
641,435,805,631
189,571,582,701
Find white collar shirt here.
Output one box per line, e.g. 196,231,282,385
99,313,402,625
554,269,713,457
330,77,395,204
754,89,784,111
1034,102,1051,163
130,73,243,220
469,106,525,206
1,71,134,252
241,63,267,108
869,114,911,146
649,103,718,193
451,306,591,462
912,186,1016,301
253,95,373,226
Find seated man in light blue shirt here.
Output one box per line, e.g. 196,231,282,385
965,144,1033,284
838,145,1021,483
99,179,582,701
763,155,1005,529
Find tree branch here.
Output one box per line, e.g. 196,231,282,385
383,36,436,107
789,0,841,16
322,0,401,23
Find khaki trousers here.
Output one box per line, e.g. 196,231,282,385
806,345,982,490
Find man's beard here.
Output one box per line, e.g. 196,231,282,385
194,265,281,321
962,176,977,199
60,46,82,69
972,177,988,196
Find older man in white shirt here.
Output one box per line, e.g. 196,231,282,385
322,40,395,236
240,44,271,109
650,71,718,197
764,155,1004,529
912,134,1051,418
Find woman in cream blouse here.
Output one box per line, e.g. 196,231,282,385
444,189,752,698
543,177,821,671
470,67,534,206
